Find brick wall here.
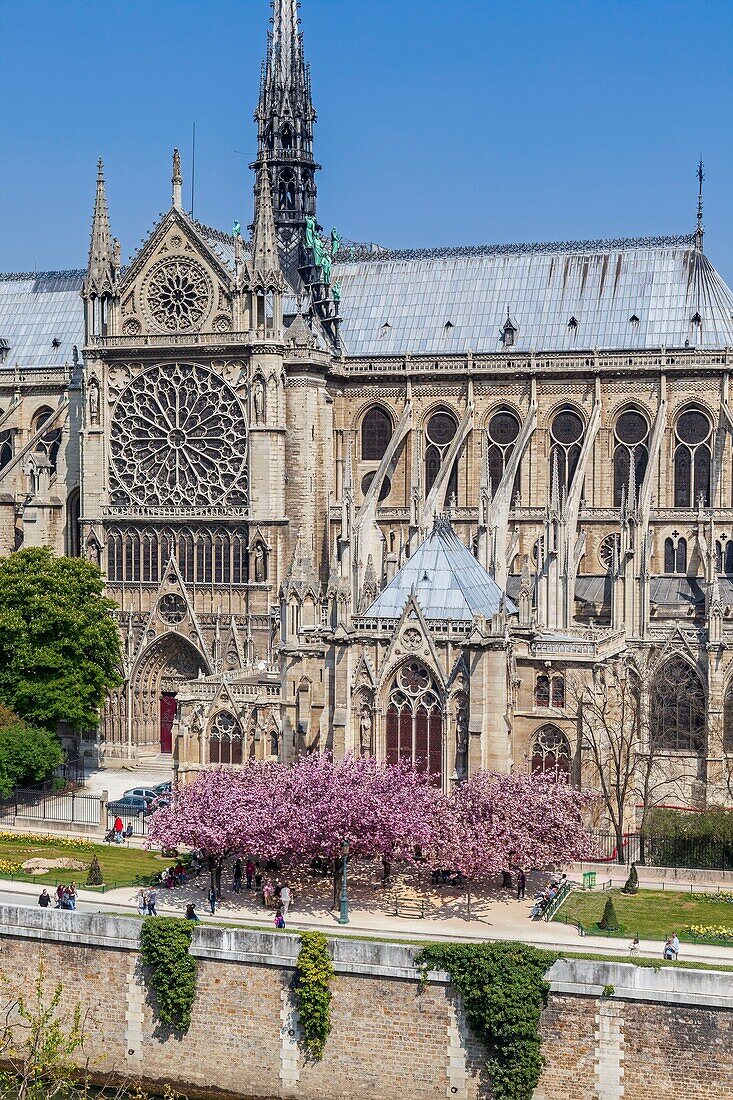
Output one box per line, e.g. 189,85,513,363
0,907,730,1100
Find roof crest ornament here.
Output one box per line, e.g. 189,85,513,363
172,148,183,211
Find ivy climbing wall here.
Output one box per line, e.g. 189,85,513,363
0,906,731,1100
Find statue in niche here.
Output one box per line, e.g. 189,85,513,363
359,704,373,757
88,378,100,425
253,377,265,424
270,727,279,757
86,538,101,567
455,704,469,780
253,542,266,582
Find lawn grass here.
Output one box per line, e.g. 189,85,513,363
0,832,166,889
557,887,733,945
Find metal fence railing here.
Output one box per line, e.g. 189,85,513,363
589,831,733,871
106,811,148,838
0,787,101,827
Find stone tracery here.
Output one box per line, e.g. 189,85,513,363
144,257,212,332
109,363,248,509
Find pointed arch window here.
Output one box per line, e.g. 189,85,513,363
531,726,571,780
385,660,443,784
425,411,458,503
142,530,159,583
535,672,565,708
550,409,584,496
32,406,61,474
613,410,649,507
724,681,733,753
361,407,393,461
209,711,243,766
487,410,521,500
663,534,687,574
107,528,122,582
674,409,711,507
716,538,733,575
649,657,705,753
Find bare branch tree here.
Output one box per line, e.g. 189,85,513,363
569,657,695,864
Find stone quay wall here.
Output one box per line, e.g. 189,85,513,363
0,905,731,1099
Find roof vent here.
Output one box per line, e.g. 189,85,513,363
567,316,578,330
51,337,61,349
379,321,391,338
691,311,702,325
629,314,640,325
443,321,454,331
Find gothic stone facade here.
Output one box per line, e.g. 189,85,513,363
1,1,733,814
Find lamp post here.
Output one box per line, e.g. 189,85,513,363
338,838,350,925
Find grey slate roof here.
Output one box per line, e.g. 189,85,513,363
363,518,516,622
334,235,733,356
0,271,84,368
4,232,733,367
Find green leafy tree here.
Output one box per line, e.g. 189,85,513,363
0,705,63,797
0,549,121,733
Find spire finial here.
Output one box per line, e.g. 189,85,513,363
695,157,704,252
172,148,183,210
83,157,116,301
252,156,282,281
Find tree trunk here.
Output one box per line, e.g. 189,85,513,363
615,825,626,865
215,862,223,899
466,881,472,922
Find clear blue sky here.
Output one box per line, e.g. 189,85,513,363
2,0,733,280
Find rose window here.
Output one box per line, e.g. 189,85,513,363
109,363,248,508
158,593,187,625
144,258,212,332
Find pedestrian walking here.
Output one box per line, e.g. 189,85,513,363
68,883,77,910
233,859,243,893
55,883,64,908
38,889,51,908
280,883,292,917
185,903,199,921
274,905,285,929
629,937,640,956
147,888,157,916
137,889,147,916
208,886,217,915
516,869,526,900
254,861,263,891
671,933,680,960
246,859,255,890
113,816,124,843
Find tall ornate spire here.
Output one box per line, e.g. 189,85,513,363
83,158,116,299
253,0,320,282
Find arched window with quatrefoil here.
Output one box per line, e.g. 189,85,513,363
531,725,572,780
208,711,243,766
385,660,443,784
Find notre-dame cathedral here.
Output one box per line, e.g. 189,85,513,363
2,0,733,811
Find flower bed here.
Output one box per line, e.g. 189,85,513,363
685,924,733,941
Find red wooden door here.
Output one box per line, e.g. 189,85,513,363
160,693,177,754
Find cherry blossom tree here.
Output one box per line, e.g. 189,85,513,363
148,757,595,913
433,771,596,919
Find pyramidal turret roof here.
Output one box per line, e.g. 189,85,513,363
362,516,516,622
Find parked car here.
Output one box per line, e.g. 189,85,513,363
152,781,172,796
122,787,158,802
107,795,153,818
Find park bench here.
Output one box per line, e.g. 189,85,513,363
393,894,426,919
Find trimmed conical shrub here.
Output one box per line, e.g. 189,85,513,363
86,855,103,886
622,863,639,895
598,896,620,931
